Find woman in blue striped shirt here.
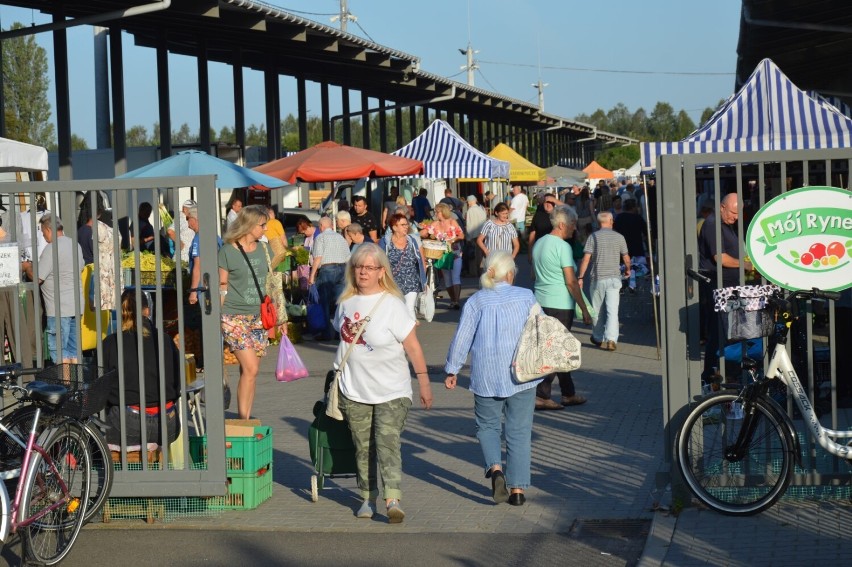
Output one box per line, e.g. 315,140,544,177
444,251,539,506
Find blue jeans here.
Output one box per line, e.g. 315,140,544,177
316,264,345,338
590,277,622,343
474,388,535,489
46,316,78,362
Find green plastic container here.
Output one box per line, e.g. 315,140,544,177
208,466,273,510
189,426,273,475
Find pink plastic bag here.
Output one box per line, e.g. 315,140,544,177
276,336,310,382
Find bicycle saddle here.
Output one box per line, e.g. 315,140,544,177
741,357,759,370
26,381,69,406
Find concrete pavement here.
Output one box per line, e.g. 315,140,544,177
83,258,852,566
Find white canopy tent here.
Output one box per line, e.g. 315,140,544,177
0,136,49,173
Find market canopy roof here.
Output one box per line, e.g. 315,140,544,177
640,58,852,172
545,164,587,185
0,137,48,173
486,143,546,182
257,141,423,183
118,150,285,189
583,160,614,179
392,119,509,179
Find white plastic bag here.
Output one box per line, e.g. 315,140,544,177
416,286,435,322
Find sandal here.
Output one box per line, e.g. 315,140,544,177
386,499,405,524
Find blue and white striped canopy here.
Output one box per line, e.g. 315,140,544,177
640,58,852,172
393,119,510,179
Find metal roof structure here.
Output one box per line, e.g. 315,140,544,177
0,0,634,166
737,0,852,113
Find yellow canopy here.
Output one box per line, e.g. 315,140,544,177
459,143,546,182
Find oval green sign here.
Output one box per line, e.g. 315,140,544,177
746,186,852,292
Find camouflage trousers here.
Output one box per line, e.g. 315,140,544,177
339,394,412,501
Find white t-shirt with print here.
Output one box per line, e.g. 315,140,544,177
333,292,415,404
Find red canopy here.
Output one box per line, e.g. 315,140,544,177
254,141,424,183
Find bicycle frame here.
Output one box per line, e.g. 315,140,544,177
767,342,852,459
0,408,76,545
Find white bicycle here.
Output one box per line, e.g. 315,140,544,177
675,285,843,515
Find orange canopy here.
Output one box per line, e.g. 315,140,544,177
582,160,614,179
254,141,424,183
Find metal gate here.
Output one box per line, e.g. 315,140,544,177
657,148,850,491
0,176,226,497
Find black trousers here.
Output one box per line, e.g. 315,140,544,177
535,306,576,399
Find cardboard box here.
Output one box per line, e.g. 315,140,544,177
225,419,262,438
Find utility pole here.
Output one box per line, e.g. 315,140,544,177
330,0,357,33
458,44,479,87
532,79,548,112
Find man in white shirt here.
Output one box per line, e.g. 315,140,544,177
509,185,529,235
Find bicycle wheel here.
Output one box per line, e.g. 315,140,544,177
676,392,793,515
20,419,90,565
81,421,113,524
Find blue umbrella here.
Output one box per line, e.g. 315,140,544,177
118,150,285,190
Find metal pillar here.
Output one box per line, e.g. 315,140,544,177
395,104,403,150
409,106,417,143
53,10,73,180
321,82,330,141
233,48,246,153
378,98,388,153
197,38,211,153
341,87,351,145
361,91,370,149
264,58,280,158
109,25,128,175
297,77,308,150
156,29,172,157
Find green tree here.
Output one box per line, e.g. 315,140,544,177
172,122,196,145
674,110,697,140
700,99,726,125
245,123,266,147
70,133,89,151
647,102,678,141
126,125,150,147
218,125,236,143
595,145,639,171
2,22,55,146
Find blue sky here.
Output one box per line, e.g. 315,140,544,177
0,0,742,147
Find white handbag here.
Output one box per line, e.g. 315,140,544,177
512,303,582,383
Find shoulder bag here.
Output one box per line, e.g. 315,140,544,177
512,303,582,383
326,293,386,420
237,242,278,330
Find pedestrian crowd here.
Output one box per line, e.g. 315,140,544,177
7,178,653,524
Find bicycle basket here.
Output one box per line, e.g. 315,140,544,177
35,364,114,419
712,284,781,343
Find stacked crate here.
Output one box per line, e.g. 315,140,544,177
190,421,273,510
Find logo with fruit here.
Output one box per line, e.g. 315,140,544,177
789,241,851,270
746,186,852,292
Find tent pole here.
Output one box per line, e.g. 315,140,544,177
642,173,661,360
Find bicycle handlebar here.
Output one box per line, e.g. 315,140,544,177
0,363,42,380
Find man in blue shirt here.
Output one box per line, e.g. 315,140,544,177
412,188,432,222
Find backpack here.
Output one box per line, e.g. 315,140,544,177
512,303,582,383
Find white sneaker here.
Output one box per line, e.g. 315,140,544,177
356,500,376,519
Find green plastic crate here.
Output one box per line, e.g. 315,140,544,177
208,465,273,510
189,426,273,475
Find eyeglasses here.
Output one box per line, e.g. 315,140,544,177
354,264,382,272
